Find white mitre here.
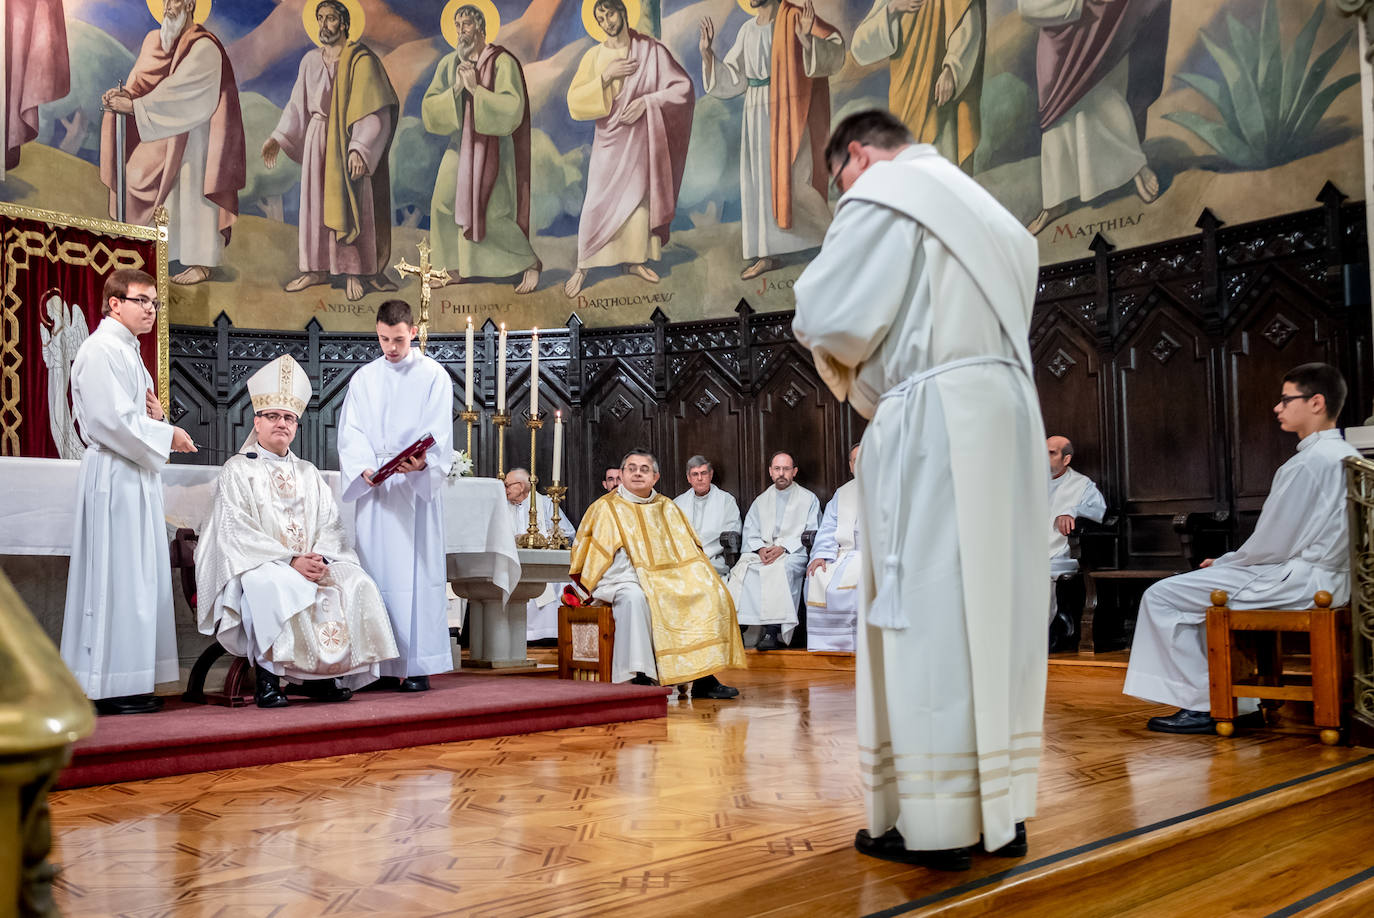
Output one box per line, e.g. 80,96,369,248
241,355,313,451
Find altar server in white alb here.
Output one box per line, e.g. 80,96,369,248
727,451,820,651
61,268,197,715
503,467,577,640
793,110,1049,870
673,455,743,578
196,355,399,708
1047,435,1106,619
805,444,863,652
1124,363,1358,735
338,300,454,692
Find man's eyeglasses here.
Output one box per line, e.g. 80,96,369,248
256,411,299,425
118,295,161,311
1276,394,1314,406
828,152,851,197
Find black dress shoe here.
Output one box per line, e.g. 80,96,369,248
629,673,657,686
691,675,740,699
987,822,1028,857
300,679,353,702
254,669,290,708
397,675,430,692
93,694,164,715
854,828,972,871
755,626,783,652
1147,708,1215,734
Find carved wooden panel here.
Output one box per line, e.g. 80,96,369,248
664,363,748,500
753,357,840,509
1034,322,1106,487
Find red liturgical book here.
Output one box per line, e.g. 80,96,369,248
369,434,436,485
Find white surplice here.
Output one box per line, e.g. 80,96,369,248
674,484,743,577
727,482,820,642
805,480,862,652
338,350,454,679
505,491,577,640
131,37,226,267
702,18,843,259
793,144,1049,853
59,318,178,699
1123,429,1358,712
196,450,398,688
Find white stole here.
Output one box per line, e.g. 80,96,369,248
806,481,861,606
728,484,810,622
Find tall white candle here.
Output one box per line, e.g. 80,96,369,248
464,317,474,410
529,327,540,417
497,322,507,412
552,410,563,484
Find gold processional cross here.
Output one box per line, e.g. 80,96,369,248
394,239,448,354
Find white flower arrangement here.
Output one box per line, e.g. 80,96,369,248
448,449,474,479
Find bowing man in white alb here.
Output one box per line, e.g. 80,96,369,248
1125,363,1358,735
60,268,197,716
338,299,454,692
504,467,576,640
673,455,743,578
195,355,399,708
1047,435,1106,619
727,451,821,651
793,111,1049,869
805,444,863,652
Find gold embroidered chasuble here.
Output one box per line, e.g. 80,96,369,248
570,490,746,684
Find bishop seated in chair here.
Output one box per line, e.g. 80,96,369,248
195,355,400,708
569,448,745,698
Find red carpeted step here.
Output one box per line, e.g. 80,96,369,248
60,674,669,789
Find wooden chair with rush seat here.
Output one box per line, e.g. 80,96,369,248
1206,589,1352,745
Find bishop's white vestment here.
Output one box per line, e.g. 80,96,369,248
60,318,179,700
338,350,454,678
195,450,399,688
805,479,862,652
1124,429,1357,712
727,482,820,643
674,484,743,577
506,492,576,640
793,144,1049,853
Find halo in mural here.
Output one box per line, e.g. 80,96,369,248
145,0,212,25
581,0,642,44
737,0,766,15
441,0,502,48
303,0,366,47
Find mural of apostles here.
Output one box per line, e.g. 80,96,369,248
3,0,69,178
1023,0,1172,235
98,0,246,286
564,0,694,299
700,0,846,281
852,0,984,173
265,0,399,303
423,1,540,295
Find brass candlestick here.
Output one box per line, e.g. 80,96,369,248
459,408,478,465
515,415,547,549
492,411,511,480
545,484,569,549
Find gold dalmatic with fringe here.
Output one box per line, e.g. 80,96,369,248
571,491,746,684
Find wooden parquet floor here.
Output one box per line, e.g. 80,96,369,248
48,664,1370,918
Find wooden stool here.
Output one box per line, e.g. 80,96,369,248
1205,589,1351,745
558,604,615,682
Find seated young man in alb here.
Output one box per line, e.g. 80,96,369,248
1123,363,1358,733
195,355,400,708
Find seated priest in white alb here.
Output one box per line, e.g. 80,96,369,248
673,454,742,578
570,449,745,697
728,451,821,651
1124,363,1358,734
1047,434,1106,619
505,467,576,640
805,444,862,652
195,355,400,708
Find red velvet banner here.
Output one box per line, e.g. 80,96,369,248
0,213,159,457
